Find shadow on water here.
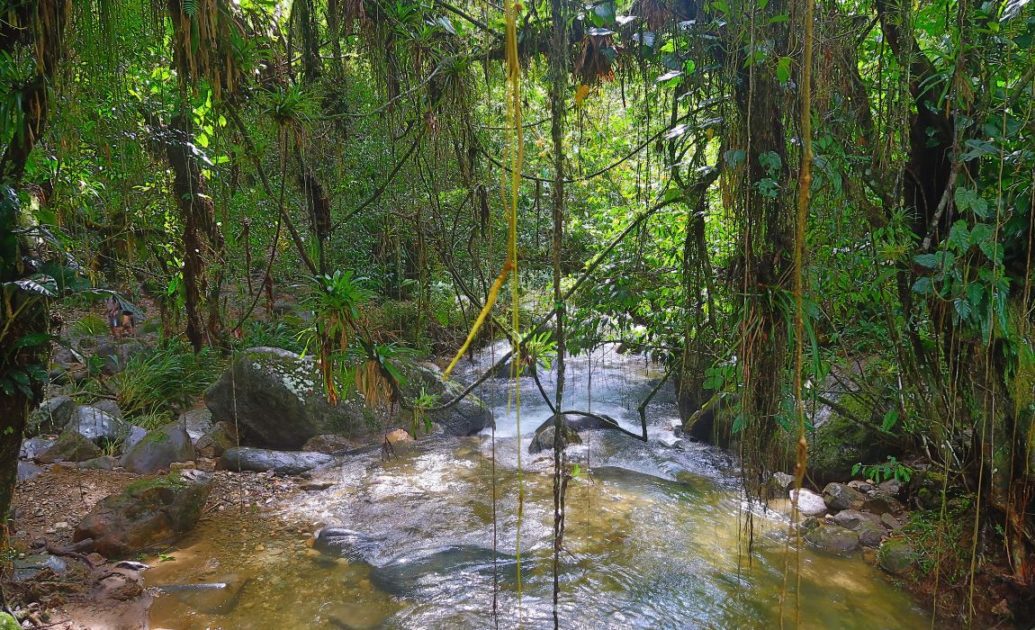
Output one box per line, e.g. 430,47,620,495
148,344,929,629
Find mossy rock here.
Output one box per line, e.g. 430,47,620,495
877,538,915,575
807,398,901,486
37,430,103,463
120,422,194,474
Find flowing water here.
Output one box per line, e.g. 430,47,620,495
148,343,928,629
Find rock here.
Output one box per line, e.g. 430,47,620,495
124,425,148,451
301,481,334,492
863,492,905,516
822,482,866,511
877,539,915,575
157,576,249,614
10,553,67,582
880,513,904,531
847,480,875,494
302,434,358,454
177,408,214,442
93,338,147,375
218,447,334,476
804,524,860,555
120,423,195,474
170,461,196,471
831,509,880,530
16,461,43,482
806,404,903,486
65,406,130,446
37,431,103,463
790,488,827,516
92,399,123,420
528,423,582,455
371,546,522,597
194,421,238,458
386,429,412,444
397,363,494,437
856,520,885,548
27,396,75,436
313,528,382,563
769,472,795,493
78,456,116,470
877,478,903,496
20,437,54,460
74,471,213,558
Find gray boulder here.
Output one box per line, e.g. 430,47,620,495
120,423,195,474
218,447,334,475
78,456,117,471
37,431,103,463
178,408,214,442
27,396,75,436
124,425,148,452
822,482,866,511
856,520,886,548
195,421,238,458
804,524,860,555
92,399,123,420
17,461,43,482
65,406,130,446
790,488,827,516
93,338,147,375
20,437,55,460
831,509,880,530
528,422,582,455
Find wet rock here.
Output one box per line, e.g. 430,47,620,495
37,431,103,463
371,546,523,597
386,428,413,444
11,553,67,582
804,524,860,555
769,472,795,493
27,396,75,436
862,492,905,516
790,488,827,516
822,482,866,511
877,539,915,575
74,471,213,558
65,405,130,446
195,421,238,458
115,560,150,572
16,461,43,482
157,576,249,614
78,456,117,470
528,423,582,455
92,399,124,420
303,434,358,454
831,509,880,530
398,363,494,436
20,437,54,460
218,447,334,475
120,423,195,474
178,408,214,442
313,528,382,563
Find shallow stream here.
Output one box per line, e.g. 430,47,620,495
147,344,928,629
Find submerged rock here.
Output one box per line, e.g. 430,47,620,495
74,471,212,557
313,528,383,563
37,431,103,463
218,447,334,475
156,576,249,614
120,423,195,474
370,546,522,597
804,524,860,555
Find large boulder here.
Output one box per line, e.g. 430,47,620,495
73,471,212,558
65,406,130,446
204,348,492,449
20,437,55,460
195,421,238,458
804,524,860,555
790,488,827,516
822,482,866,511
877,538,915,575
204,347,372,449
218,447,334,475
120,423,195,474
27,396,75,436
92,399,124,420
177,408,214,442
37,431,103,463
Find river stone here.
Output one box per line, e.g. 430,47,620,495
178,408,214,442
92,399,124,420
877,539,915,575
302,434,359,454
157,576,249,614
20,437,55,460
37,431,103,463
195,421,238,458
27,396,75,436
218,447,334,475
121,423,195,474
65,406,130,446
822,482,866,511
74,471,213,558
862,492,905,516
804,524,860,555
370,546,522,597
397,363,494,437
831,509,880,530
313,528,382,563
17,461,43,482
529,423,582,455
877,478,903,496
769,472,795,493
790,488,827,516
847,480,875,494
880,513,904,531
856,520,885,548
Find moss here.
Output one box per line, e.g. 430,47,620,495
125,472,188,494
0,612,18,630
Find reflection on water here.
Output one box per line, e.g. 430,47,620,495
148,345,928,629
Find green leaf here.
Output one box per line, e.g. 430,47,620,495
913,253,939,268
776,56,792,84
912,277,932,294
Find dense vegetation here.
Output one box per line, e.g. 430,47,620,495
2,0,1033,624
